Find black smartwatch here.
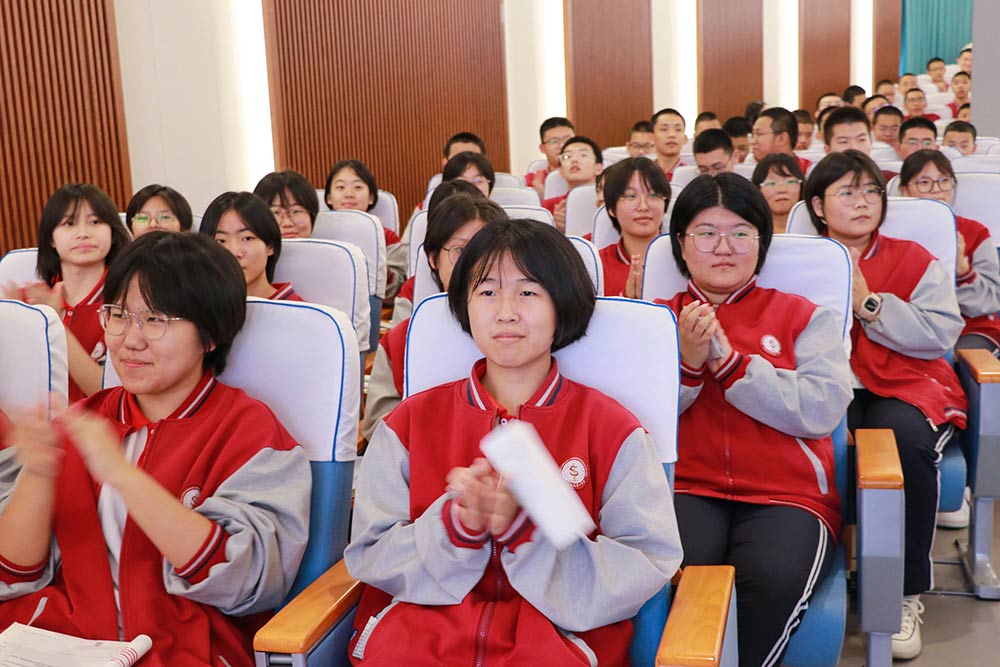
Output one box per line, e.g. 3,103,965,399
860,293,883,320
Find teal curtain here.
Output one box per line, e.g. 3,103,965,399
900,0,973,75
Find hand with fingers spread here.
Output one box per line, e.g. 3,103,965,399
22,282,64,316
623,254,644,299
59,407,130,487
9,403,65,479
678,300,719,369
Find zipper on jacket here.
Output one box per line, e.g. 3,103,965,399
472,542,505,667
118,424,159,638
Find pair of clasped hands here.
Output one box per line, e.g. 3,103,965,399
678,300,733,372
11,398,132,487
446,458,521,537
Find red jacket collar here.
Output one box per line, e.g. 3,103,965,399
466,357,564,415
116,373,217,430
686,276,757,305
58,268,107,309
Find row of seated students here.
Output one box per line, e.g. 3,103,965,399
1,109,997,664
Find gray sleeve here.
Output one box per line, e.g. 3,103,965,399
725,307,853,439
678,383,702,413
344,422,490,604
500,428,681,631
389,297,413,328
384,242,408,301
362,345,401,442
0,448,57,600
163,446,312,616
861,259,964,358
957,241,1000,319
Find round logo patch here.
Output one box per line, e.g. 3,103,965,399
181,485,202,509
560,457,588,489
760,334,782,357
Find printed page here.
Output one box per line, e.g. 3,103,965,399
0,623,152,667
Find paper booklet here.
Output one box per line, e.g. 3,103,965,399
480,420,597,550
0,623,152,667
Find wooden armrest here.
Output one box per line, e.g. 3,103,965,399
855,428,903,490
958,348,1000,383
253,559,362,654
656,565,736,667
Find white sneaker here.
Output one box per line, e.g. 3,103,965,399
937,487,971,529
892,596,924,660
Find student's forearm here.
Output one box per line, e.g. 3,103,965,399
0,470,56,567
110,465,215,570
65,331,105,396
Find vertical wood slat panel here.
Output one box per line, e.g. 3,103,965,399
563,0,653,150
698,0,764,121
0,0,131,253
799,0,852,111
873,0,902,84
262,0,509,220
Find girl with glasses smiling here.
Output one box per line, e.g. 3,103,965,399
899,149,1000,355
658,174,852,667
0,232,310,666
805,151,967,659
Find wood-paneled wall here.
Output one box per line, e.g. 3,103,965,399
262,0,509,219
698,1,764,121
873,0,903,83
799,1,852,111
0,0,131,253
563,0,653,149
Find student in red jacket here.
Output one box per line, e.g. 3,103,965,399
805,151,966,660
362,196,507,442
0,232,311,667
598,157,671,297
199,192,303,302
346,219,681,666
6,184,131,403
658,174,852,667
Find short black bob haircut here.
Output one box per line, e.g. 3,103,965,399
561,136,603,164
803,150,888,235
692,128,734,156
255,170,320,223
427,179,485,215
324,160,379,212
36,183,131,285
668,173,773,278
104,231,246,376
198,192,283,282
425,195,507,290
444,132,487,158
603,157,671,233
751,153,805,188
125,184,194,233
442,152,496,193
899,149,956,190
448,219,596,353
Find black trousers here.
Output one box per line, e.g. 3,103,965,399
848,389,952,595
675,494,833,667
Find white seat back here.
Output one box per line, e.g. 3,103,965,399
103,299,360,463
407,210,429,276
973,138,1000,155
952,173,1000,245
870,145,899,161
369,191,400,234
926,91,954,106
525,159,548,175
543,170,570,199
495,172,526,189
0,248,41,286
404,294,681,463
935,118,953,136
565,185,598,237
312,210,387,299
189,214,203,234
602,146,630,167
787,198,957,283
0,300,68,414
886,175,901,196
875,160,903,174
951,156,1000,174
592,198,674,251
490,187,540,207
641,234,853,350
502,205,555,226
987,144,1000,157
733,163,756,179
274,238,371,353
671,165,700,188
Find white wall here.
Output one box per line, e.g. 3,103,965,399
651,1,698,123
114,0,274,215
503,0,567,176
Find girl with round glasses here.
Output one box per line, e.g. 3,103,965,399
600,158,672,297
751,153,805,234
0,232,310,666
125,184,193,238
362,195,507,444
805,150,966,659
658,173,852,666
899,149,1000,354
5,184,131,403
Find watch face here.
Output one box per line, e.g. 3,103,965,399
863,295,880,312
